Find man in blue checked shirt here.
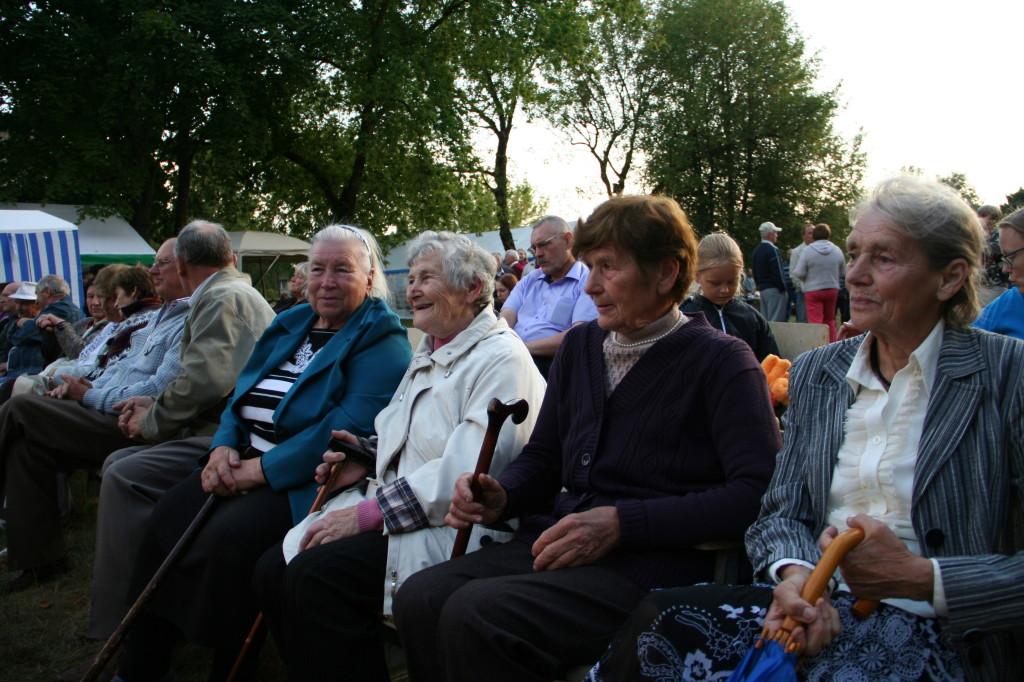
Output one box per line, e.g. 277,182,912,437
500,216,598,377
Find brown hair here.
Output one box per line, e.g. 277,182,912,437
111,265,157,301
90,264,130,299
574,195,699,302
812,223,831,241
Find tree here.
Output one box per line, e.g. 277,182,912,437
444,0,589,250
0,0,310,241
640,0,865,252
938,172,981,208
1002,188,1024,215
548,0,657,197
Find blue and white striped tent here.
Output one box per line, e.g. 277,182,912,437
0,209,83,306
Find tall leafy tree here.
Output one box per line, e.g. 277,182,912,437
641,0,864,251
0,0,308,241
444,0,588,249
548,0,657,197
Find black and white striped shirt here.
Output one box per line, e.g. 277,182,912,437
236,328,337,453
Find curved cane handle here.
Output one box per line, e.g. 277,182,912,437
450,398,530,559
773,527,877,654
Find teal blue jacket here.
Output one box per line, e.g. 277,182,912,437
210,297,411,521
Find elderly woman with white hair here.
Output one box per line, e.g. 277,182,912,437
589,176,1024,682
113,224,412,681
248,231,547,681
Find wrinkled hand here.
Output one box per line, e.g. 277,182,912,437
833,514,933,602
530,506,620,571
49,375,91,400
764,566,841,657
201,446,267,496
314,430,372,493
35,313,62,331
445,472,507,530
300,507,360,551
115,396,155,439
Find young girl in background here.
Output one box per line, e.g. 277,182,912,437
682,232,779,361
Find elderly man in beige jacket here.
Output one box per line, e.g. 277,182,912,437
85,221,275,637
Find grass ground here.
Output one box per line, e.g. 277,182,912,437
0,474,411,682
0,473,287,682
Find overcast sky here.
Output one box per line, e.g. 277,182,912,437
495,0,1022,224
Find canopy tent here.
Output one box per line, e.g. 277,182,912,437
3,203,155,265
0,210,83,306
228,231,311,302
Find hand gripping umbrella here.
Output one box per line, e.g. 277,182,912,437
450,397,529,559
727,528,880,681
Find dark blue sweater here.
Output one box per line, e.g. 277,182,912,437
752,241,786,292
499,314,780,590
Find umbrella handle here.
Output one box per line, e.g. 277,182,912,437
773,527,879,653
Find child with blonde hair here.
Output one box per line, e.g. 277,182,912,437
681,232,779,361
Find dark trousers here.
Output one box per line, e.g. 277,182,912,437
0,394,133,569
393,538,647,682
119,470,293,682
253,532,390,682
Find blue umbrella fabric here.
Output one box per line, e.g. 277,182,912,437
727,528,871,682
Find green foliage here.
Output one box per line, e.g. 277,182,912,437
938,171,981,209
640,0,864,253
547,0,657,197
443,0,589,249
1002,188,1024,214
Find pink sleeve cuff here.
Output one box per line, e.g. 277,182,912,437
356,498,384,533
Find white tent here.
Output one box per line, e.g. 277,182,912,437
0,209,83,305
228,231,311,260
227,231,311,301
3,202,155,265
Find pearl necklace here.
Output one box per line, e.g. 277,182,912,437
609,313,685,349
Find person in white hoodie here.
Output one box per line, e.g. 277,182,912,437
793,223,846,341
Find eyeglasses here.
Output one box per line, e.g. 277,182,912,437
152,258,175,269
528,235,561,255
1000,245,1024,269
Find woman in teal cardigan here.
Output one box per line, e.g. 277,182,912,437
116,225,411,681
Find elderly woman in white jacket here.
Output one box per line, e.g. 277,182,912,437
252,231,546,681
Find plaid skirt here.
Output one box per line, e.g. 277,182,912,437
587,583,964,681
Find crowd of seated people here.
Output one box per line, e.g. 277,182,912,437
1,177,1021,682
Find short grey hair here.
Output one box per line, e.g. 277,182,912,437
311,224,389,300
292,261,309,278
175,220,233,267
36,274,69,297
532,215,570,234
853,175,984,328
406,231,496,313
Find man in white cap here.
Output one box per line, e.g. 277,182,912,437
751,221,789,322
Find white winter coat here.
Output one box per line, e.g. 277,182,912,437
282,308,546,615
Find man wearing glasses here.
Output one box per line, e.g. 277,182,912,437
500,215,597,378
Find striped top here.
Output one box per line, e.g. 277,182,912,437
236,328,337,454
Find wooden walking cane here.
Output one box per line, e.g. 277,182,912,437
81,494,219,682
225,455,350,682
450,398,530,560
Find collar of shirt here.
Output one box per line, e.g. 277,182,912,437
846,319,944,396
188,270,221,301
542,259,587,284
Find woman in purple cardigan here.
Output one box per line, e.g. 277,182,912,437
393,195,781,682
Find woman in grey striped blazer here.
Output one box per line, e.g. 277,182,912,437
589,176,1024,682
